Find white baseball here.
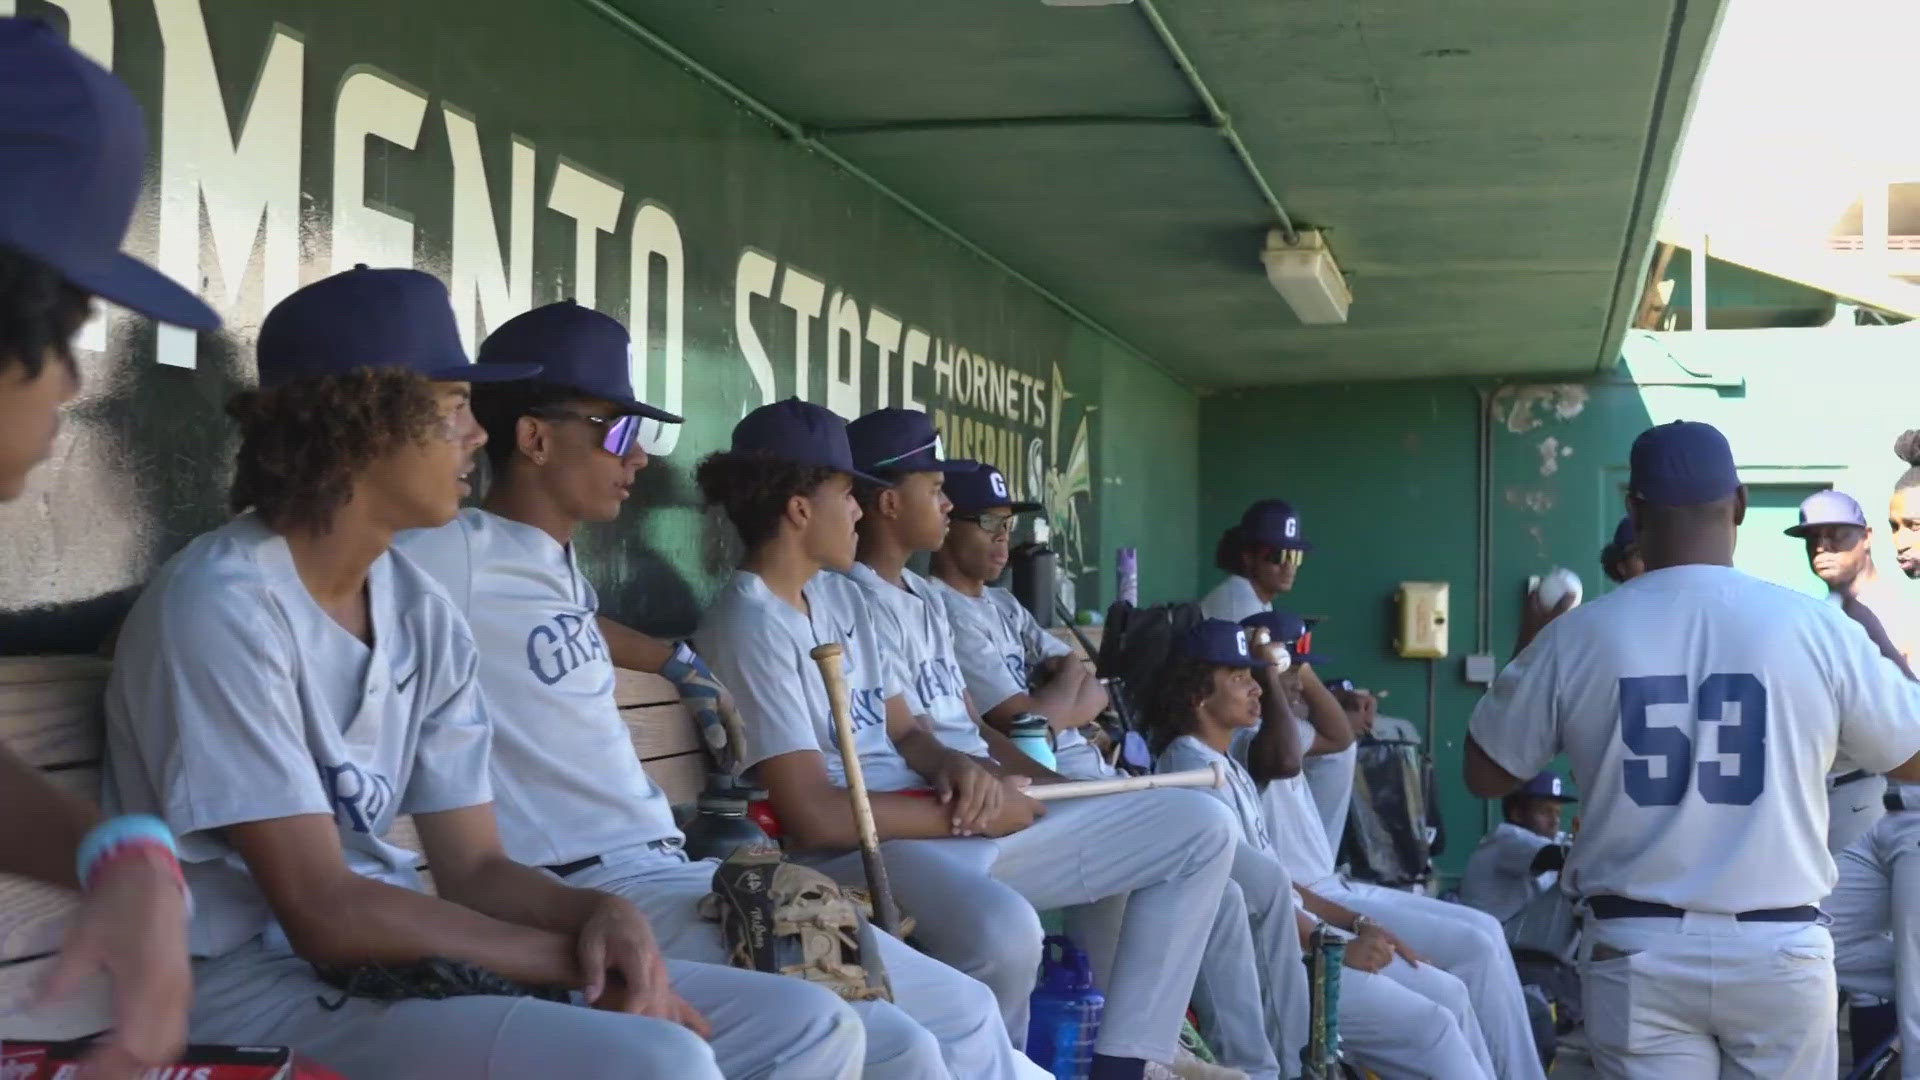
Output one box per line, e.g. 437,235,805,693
1534,566,1584,610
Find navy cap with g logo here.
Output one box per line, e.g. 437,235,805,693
1517,771,1577,802
946,463,1042,517
257,266,541,390
1242,499,1310,551
846,408,976,475
0,18,219,330
477,300,681,422
1177,619,1270,669
730,398,888,485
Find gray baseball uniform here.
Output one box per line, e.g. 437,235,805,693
99,515,722,1080
924,578,1100,779
1828,786,1920,1077
855,563,1286,1079
1161,736,1494,1080
697,569,1235,1065
396,509,1037,1080
1460,823,1560,924
1471,565,1920,1079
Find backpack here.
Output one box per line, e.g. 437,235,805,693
1095,600,1209,771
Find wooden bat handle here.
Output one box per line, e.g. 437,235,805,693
1026,763,1225,802
809,642,903,936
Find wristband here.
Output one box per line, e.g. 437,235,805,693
76,814,177,890
661,641,711,688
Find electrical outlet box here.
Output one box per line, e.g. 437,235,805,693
1464,654,1497,684
1394,581,1449,659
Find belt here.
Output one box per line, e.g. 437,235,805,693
1588,895,1821,923
1831,769,1873,789
544,837,682,879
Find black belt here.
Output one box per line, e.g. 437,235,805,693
1588,895,1821,923
1831,769,1873,789
544,838,682,879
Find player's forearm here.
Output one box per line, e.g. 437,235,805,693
775,788,957,849
1246,672,1305,784
0,748,100,888
892,724,959,781
290,874,580,986
594,616,676,674
1295,668,1354,752
435,852,604,937
1292,884,1358,931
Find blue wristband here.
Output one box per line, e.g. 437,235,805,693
76,815,177,888
660,641,712,687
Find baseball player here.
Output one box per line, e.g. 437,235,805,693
0,20,218,1078
1466,419,1920,1078
1153,620,1494,1080
1889,430,1920,581
843,422,1288,1080
1459,773,1574,924
1788,488,1920,852
922,463,1110,781
100,268,737,1079
395,302,1034,1079
1600,516,1643,586
693,399,1236,1080
1235,607,1543,1079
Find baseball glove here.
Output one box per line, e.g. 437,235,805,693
312,957,571,1011
700,847,895,1003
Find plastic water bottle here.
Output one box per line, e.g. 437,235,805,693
1116,547,1138,607
1008,715,1057,771
1027,936,1103,1080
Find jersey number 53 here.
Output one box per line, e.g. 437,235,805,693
1618,673,1766,807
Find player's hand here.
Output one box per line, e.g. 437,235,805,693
1517,587,1576,652
983,782,1045,837
1373,924,1426,967
1247,627,1291,675
1342,925,1394,973
575,894,709,1037
40,852,190,1080
935,753,1005,835
1336,687,1379,736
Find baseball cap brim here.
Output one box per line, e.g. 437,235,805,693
609,397,684,424
422,361,544,383
63,250,221,332
1784,519,1862,538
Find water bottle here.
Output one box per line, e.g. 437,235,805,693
681,776,775,862
1008,714,1057,772
1116,547,1138,607
1027,936,1103,1080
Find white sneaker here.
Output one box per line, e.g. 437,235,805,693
1168,1048,1250,1080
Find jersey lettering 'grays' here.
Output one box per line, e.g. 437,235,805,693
394,509,680,865
846,563,989,758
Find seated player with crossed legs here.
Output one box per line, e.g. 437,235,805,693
394,300,1034,1080
99,268,727,1080
693,398,1235,1080
1153,620,1493,1080
841,418,1287,1080
1236,610,1544,1079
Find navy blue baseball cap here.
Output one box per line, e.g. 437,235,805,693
730,398,887,485
1628,421,1740,507
477,300,680,422
1177,619,1270,669
1516,771,1576,802
1610,515,1635,549
847,408,976,475
1240,610,1327,665
946,463,1041,516
0,18,219,331
1241,499,1311,551
1785,489,1868,538
256,266,540,390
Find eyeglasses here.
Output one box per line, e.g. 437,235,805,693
532,408,645,458
956,512,1016,538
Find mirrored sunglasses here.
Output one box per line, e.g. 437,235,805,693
535,408,645,457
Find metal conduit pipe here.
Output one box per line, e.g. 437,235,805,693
1135,0,1301,245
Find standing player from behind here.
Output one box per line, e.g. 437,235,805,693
1786,488,1920,852
1156,620,1494,1080
396,301,1035,1079
695,399,1235,1080
847,423,1288,1080
0,20,221,1078
101,269,725,1079
1466,420,1920,1079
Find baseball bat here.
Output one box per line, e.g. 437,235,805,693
1027,764,1224,802
809,642,904,937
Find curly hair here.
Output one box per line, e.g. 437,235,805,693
1213,524,1259,576
1146,653,1221,755
694,451,841,551
0,245,89,381
1896,429,1920,492
227,369,442,534
470,379,599,477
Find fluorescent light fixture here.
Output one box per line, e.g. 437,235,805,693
1262,228,1351,325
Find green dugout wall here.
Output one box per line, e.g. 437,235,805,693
0,0,1201,651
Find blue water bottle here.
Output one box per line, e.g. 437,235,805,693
1027,935,1103,1080
1008,714,1057,771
